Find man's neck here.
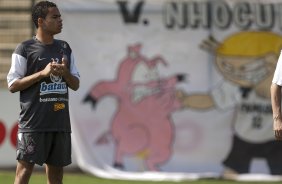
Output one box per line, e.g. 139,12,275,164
35,30,54,44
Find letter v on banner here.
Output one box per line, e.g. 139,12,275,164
117,0,144,23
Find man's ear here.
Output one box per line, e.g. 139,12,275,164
38,17,44,27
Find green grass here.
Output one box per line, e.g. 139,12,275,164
0,170,281,184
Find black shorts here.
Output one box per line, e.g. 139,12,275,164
16,132,72,167
223,135,282,175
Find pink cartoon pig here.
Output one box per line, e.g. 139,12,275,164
83,44,185,171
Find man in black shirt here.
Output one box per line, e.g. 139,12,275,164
7,1,80,183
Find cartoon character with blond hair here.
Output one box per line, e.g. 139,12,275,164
178,31,282,177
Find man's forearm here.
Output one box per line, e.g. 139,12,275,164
63,71,79,91
271,83,282,120
8,71,44,93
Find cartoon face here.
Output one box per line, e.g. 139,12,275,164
209,31,282,91
215,55,272,87
131,62,160,102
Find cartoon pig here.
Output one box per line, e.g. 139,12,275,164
83,44,185,171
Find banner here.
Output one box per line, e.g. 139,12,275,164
0,90,19,167
2,0,282,181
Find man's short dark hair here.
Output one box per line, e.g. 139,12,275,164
32,1,57,28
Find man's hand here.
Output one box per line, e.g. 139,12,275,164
60,57,69,77
274,118,282,141
50,57,69,76
41,62,53,77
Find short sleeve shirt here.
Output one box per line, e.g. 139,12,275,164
211,81,274,143
7,37,80,133
272,51,282,85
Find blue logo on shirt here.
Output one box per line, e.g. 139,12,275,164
40,82,67,95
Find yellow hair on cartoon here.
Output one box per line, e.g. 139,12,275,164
217,31,282,57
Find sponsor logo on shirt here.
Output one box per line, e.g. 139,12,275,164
40,82,67,95
54,103,65,111
40,74,67,95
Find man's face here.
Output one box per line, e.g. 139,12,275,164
42,7,62,35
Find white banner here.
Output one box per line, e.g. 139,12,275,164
55,0,282,181
1,0,282,182
0,90,19,167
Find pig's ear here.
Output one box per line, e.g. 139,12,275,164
83,94,97,109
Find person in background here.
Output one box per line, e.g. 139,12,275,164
271,52,282,141
7,1,80,184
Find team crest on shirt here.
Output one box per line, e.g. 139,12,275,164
50,73,62,83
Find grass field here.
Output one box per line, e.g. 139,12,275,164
1,170,282,184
